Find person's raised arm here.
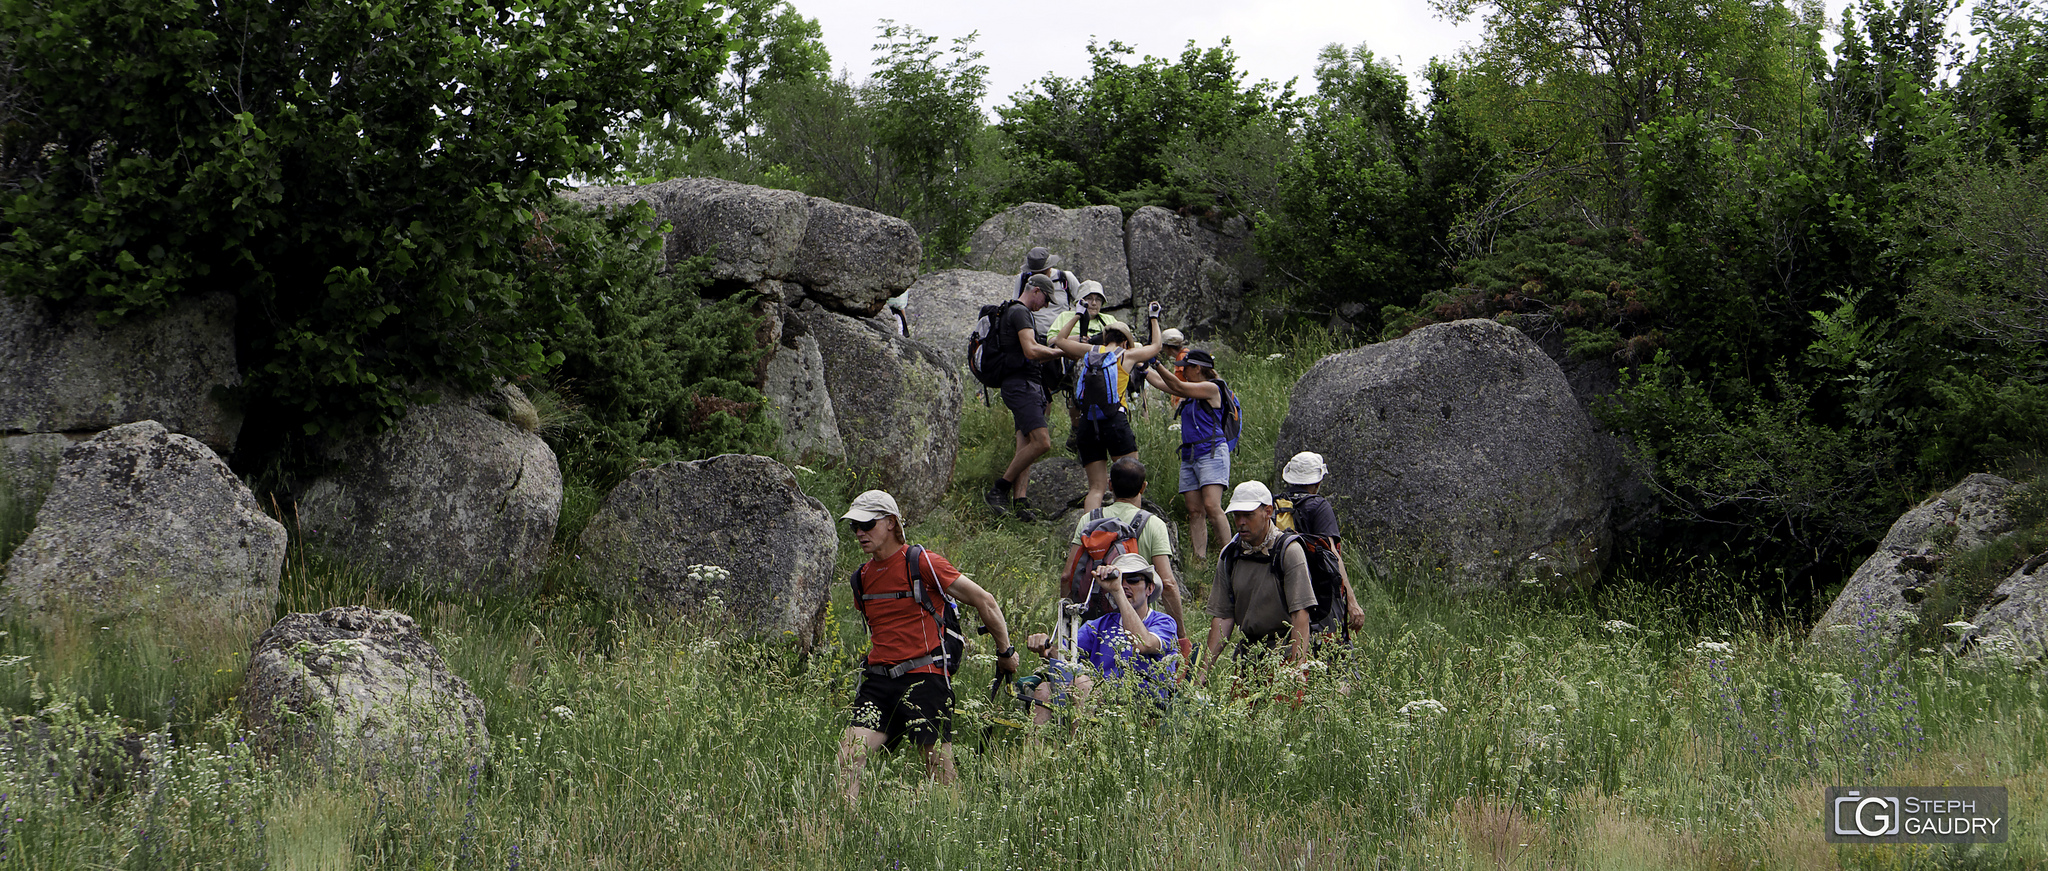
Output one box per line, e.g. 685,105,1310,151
947,576,1020,674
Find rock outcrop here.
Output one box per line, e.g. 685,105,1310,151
561,179,919,318
1273,319,1614,592
296,387,561,595
1,421,284,629
1810,474,2021,644
1965,553,2048,661
759,315,847,463
1125,206,1252,337
966,203,1131,307
244,607,488,773
796,307,961,518
577,454,837,647
1,292,243,453
900,269,1016,366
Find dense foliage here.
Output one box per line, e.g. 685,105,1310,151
0,0,728,440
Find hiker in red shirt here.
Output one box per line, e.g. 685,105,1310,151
836,490,1020,801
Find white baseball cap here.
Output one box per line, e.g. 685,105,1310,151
841,490,902,523
1224,480,1274,514
1282,451,1328,485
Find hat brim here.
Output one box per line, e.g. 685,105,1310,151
1224,498,1269,514
1281,468,1323,485
840,507,894,522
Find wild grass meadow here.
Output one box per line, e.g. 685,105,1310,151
2,333,2043,870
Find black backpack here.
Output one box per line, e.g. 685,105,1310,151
968,300,1027,388
850,545,966,677
1220,532,1346,636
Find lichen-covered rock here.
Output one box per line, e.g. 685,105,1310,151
559,180,920,318
797,308,961,518
790,197,922,316
296,388,561,595
1810,474,2021,644
1273,319,1614,592
1125,206,1249,338
899,269,1017,366
1963,553,2048,662
2,433,72,507
760,315,847,463
244,607,488,773
965,203,1130,306
1,293,243,453
1,421,283,628
578,455,836,647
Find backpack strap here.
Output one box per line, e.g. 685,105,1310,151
853,546,953,677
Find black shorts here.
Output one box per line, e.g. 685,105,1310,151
849,672,954,748
1001,375,1049,434
1075,414,1138,464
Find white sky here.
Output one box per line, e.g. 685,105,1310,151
789,0,1979,114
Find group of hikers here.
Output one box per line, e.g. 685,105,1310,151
838,247,1370,800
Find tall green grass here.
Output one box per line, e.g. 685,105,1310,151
1,334,2043,869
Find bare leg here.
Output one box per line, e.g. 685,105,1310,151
1082,459,1108,510
919,741,958,785
837,726,889,802
1004,426,1052,498
1185,488,1210,560
1201,483,1230,554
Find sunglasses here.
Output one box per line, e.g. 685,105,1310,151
848,518,880,532
1120,573,1151,585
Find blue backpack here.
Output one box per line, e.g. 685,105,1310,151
1075,347,1126,421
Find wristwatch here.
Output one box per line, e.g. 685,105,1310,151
997,646,1017,659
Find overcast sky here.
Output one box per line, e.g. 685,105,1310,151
789,0,1978,114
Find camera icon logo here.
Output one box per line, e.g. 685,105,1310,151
1833,790,1902,837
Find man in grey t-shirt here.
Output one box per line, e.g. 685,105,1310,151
1196,481,1316,685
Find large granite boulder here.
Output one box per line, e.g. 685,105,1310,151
244,607,488,774
560,179,918,318
1810,474,2021,644
1125,206,1250,338
789,198,922,315
1,421,283,629
296,387,562,595
760,315,847,463
577,454,837,647
1964,553,2048,661
1,292,243,453
797,307,962,518
1273,319,1614,592
965,203,1131,306
901,269,1016,366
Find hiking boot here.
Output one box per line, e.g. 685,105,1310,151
1064,433,1079,454
984,481,1012,516
1012,497,1040,523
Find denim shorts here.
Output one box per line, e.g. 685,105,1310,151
1178,443,1231,493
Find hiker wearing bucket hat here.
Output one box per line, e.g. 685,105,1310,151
1196,481,1317,684
837,490,1021,801
1276,451,1366,634
1021,551,1179,722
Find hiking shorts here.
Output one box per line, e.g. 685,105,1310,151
1001,375,1049,435
1179,443,1232,493
1075,414,1138,464
849,672,954,748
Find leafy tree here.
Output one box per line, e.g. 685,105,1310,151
619,0,831,180
752,22,998,263
0,0,728,442
995,39,1297,210
1901,156,2048,350
1953,0,2048,161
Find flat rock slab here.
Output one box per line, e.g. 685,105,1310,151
1,293,243,453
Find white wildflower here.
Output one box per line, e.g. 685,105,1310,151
1601,620,1637,634
1267,353,1286,360
793,464,816,474
1943,620,1978,634
550,705,575,722
1398,699,1448,717
1693,640,1734,654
